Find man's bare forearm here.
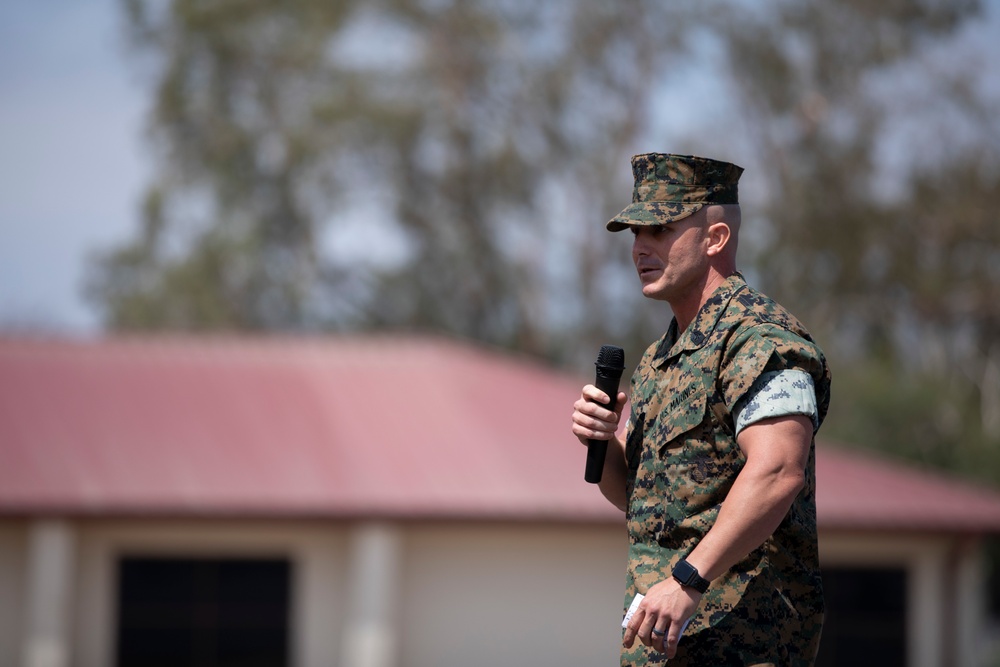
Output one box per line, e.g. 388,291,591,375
684,415,812,582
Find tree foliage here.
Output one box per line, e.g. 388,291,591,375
88,0,697,363
89,0,1000,481
697,0,1000,478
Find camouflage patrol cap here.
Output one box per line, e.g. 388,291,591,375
607,153,744,232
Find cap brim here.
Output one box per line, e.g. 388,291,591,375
606,202,703,232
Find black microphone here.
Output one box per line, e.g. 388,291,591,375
585,345,625,484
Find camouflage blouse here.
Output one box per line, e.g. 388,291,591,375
622,273,831,667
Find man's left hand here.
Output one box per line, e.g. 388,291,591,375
622,578,701,658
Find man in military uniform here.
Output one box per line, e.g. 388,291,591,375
571,153,831,666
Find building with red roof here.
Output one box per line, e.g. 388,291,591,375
1,336,998,667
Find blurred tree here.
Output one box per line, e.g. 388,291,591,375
87,0,697,363
89,0,999,480
703,0,1000,481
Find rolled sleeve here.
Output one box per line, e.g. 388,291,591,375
734,369,818,437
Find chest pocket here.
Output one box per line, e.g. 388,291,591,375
626,368,704,472
631,360,743,528
648,371,709,451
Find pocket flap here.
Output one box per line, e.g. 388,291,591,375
648,376,708,448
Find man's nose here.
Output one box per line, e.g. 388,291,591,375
632,232,649,255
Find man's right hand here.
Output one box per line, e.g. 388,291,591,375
571,385,628,446
572,385,630,510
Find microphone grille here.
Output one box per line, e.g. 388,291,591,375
597,345,625,368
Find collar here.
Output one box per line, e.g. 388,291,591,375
652,272,748,368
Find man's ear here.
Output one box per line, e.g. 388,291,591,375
705,222,731,257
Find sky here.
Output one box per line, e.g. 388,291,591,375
1,1,997,337
0,0,147,334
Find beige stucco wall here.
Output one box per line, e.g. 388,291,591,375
399,522,626,667
0,517,992,667
0,517,627,667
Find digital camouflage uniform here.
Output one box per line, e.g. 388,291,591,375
621,273,831,667
605,154,832,667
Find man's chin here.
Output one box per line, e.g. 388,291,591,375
640,283,669,301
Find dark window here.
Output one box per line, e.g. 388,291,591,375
985,537,1000,617
816,566,907,667
116,557,291,667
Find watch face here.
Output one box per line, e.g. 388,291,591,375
673,560,707,592
674,560,695,583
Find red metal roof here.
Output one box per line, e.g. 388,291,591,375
1,336,999,532
815,444,1000,532
0,336,618,521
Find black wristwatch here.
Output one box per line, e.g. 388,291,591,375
672,559,710,594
